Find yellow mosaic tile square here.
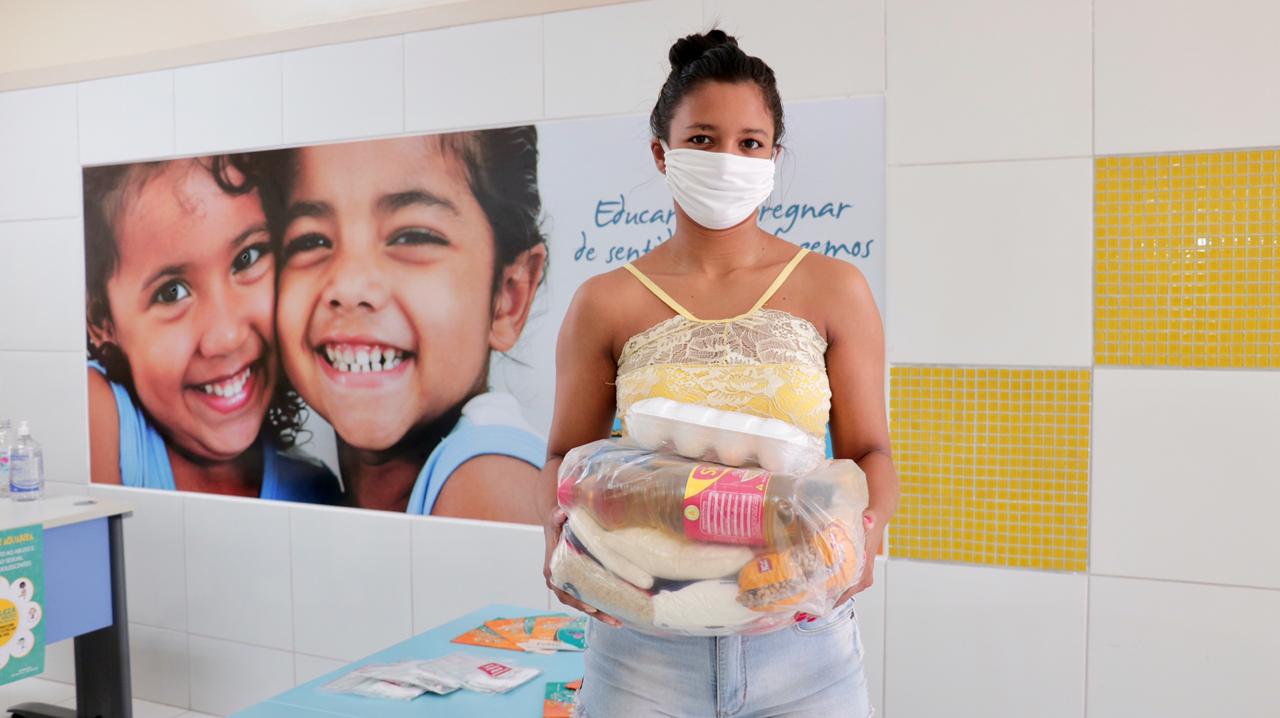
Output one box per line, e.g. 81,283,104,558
1095,149,1280,367
888,367,1091,572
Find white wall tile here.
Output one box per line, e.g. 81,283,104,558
175,54,283,155
705,0,884,99
184,495,292,650
43,481,87,498
0,351,89,484
44,636,75,683
411,517,546,631
130,623,190,708
405,17,542,133
885,561,1087,718
887,159,1093,366
544,0,703,119
88,485,188,631
1096,0,1280,154
887,0,1091,164
1092,369,1280,589
294,653,345,686
0,219,84,352
79,71,175,165
0,85,80,221
188,635,293,717
87,698,185,718
0,678,76,706
291,505,412,661
856,556,887,714
1088,576,1280,718
282,37,403,144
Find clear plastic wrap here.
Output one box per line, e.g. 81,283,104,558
551,439,869,636
625,398,825,475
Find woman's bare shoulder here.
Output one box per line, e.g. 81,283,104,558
568,265,673,357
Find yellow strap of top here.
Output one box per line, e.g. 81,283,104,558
621,263,700,321
623,247,810,322
748,247,810,314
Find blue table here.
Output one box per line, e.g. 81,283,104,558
234,605,586,717
3,495,134,718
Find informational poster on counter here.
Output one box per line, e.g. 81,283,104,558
79,95,885,524
0,525,44,685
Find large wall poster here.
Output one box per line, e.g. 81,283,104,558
82,96,885,524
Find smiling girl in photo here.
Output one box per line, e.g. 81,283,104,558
84,157,340,502
266,128,548,522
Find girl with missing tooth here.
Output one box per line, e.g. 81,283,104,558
265,127,548,522
84,157,340,502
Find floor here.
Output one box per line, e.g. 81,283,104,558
0,678,213,718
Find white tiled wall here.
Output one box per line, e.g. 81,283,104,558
887,159,1094,367
1087,576,1280,718
129,624,192,707
885,561,1088,718
410,517,548,632
5,1,1278,716
886,0,1092,164
92,487,189,631
184,496,294,651
1092,369,1280,590
0,85,80,221
187,635,293,717
290,505,413,661
543,0,703,119
404,16,544,132
0,351,89,484
78,70,176,165
1094,0,1280,154
174,55,284,155
705,0,885,100
0,219,86,353
281,36,404,144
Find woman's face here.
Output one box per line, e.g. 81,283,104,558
656,80,776,162
276,137,500,452
102,162,276,461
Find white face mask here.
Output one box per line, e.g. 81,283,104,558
660,140,776,230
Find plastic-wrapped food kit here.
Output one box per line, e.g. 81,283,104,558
626,398,825,475
551,430,869,636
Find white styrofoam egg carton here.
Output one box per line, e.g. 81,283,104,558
625,398,824,474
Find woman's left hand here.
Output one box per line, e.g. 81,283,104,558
835,510,882,605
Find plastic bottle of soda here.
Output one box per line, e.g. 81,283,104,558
558,441,866,547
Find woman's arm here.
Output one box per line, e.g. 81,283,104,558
823,261,899,597
540,276,627,623
87,367,123,485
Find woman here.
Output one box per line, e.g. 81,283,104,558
84,157,340,502
267,128,548,521
540,31,899,716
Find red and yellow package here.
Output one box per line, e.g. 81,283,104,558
737,521,863,612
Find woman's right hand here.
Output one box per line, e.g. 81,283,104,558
543,506,622,627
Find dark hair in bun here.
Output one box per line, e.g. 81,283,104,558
650,29,784,145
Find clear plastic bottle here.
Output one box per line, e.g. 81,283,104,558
0,418,11,498
9,421,43,502
558,440,865,547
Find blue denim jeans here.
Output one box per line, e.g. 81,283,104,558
574,599,873,717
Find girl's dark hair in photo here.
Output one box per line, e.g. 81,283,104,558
83,156,309,448
650,29,785,145
259,125,549,300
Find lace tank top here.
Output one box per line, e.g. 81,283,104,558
615,248,832,438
